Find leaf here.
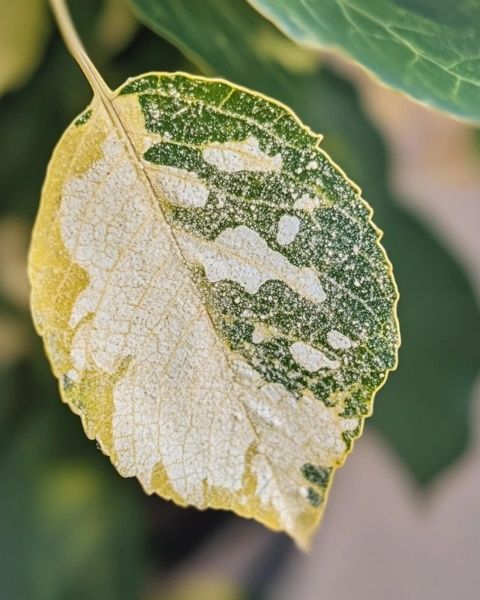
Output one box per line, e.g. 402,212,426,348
0,0,50,95
126,0,480,482
246,0,480,123
29,65,399,546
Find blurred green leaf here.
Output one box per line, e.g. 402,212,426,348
129,0,480,482
127,0,324,127
247,0,480,123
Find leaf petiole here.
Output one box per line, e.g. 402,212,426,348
49,0,112,98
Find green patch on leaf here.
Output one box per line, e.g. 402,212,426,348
302,464,332,488
74,108,92,126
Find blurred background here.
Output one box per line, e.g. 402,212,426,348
1,1,479,598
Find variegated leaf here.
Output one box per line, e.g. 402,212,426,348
29,72,399,547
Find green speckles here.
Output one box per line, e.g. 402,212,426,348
62,379,84,412
342,428,358,450
144,142,203,174
223,89,284,124
62,372,75,391
301,463,332,488
341,386,373,418
307,487,322,507
74,109,92,126
140,91,271,147
302,468,330,507
221,318,252,347
157,74,232,105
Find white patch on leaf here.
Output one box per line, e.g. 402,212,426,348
293,193,322,213
327,329,353,350
153,164,209,208
341,417,359,431
61,134,253,499
202,136,282,172
290,341,340,372
277,214,300,246
176,225,326,304
252,323,269,344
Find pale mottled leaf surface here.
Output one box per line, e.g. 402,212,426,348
247,0,480,122
29,73,398,546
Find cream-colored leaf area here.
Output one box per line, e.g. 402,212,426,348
29,73,399,548
252,323,270,344
290,341,340,372
293,193,322,213
61,132,248,493
277,214,300,246
176,225,326,304
153,165,209,208
202,136,282,172
327,329,353,350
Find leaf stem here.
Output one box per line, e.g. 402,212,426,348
49,0,112,98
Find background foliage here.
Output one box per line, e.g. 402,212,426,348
1,0,479,598
247,0,480,123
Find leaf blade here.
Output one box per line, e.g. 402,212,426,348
29,72,399,546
